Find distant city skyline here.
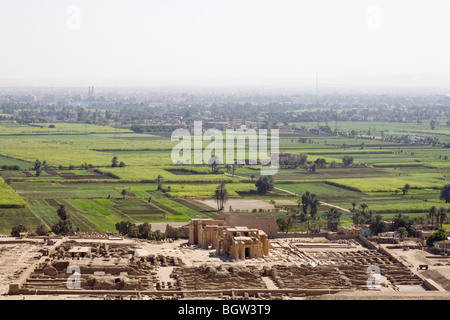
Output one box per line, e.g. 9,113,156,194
1,1,450,91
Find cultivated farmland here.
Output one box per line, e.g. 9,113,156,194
0,120,449,234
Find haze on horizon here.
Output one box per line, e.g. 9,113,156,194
0,0,450,92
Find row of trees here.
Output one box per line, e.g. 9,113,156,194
11,224,49,237
426,206,448,229
352,202,448,234
115,221,166,241
277,207,343,233
276,192,344,233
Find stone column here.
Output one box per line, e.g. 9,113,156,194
239,242,245,260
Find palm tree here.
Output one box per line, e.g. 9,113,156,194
363,210,374,224
352,211,362,226
214,183,228,210
301,192,310,214
157,175,164,190
402,184,411,195
34,159,42,171
437,207,447,227
351,202,357,211
121,189,127,199
360,203,368,213
369,215,388,235
111,156,119,167
428,206,438,229
416,216,425,229
326,207,342,232
309,194,320,219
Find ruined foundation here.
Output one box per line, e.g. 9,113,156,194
3,234,436,300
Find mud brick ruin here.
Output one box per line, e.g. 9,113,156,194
171,265,267,291
8,239,183,295
2,227,447,300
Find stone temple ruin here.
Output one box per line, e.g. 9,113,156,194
3,229,437,300
5,207,438,300
188,219,270,259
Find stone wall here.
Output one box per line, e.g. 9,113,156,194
225,207,278,237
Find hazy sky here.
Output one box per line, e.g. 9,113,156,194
0,0,450,88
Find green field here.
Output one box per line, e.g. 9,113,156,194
0,121,449,235
0,122,132,135
0,179,27,208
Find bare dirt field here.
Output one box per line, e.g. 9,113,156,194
0,240,43,294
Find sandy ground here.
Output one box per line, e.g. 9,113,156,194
273,200,297,206
1,236,449,299
0,241,43,294
380,244,450,292
197,199,275,211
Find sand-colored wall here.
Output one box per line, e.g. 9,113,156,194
225,207,278,237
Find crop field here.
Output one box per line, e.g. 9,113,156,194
164,183,257,199
100,166,238,182
0,120,449,235
0,122,132,135
0,208,42,232
0,179,27,208
0,155,32,169
291,120,450,142
275,182,362,198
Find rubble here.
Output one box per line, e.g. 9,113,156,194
0,233,444,300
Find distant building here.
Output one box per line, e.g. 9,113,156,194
278,125,293,132
204,122,229,130
338,225,372,237
416,230,435,241
407,135,423,143
378,231,399,239
434,240,450,254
